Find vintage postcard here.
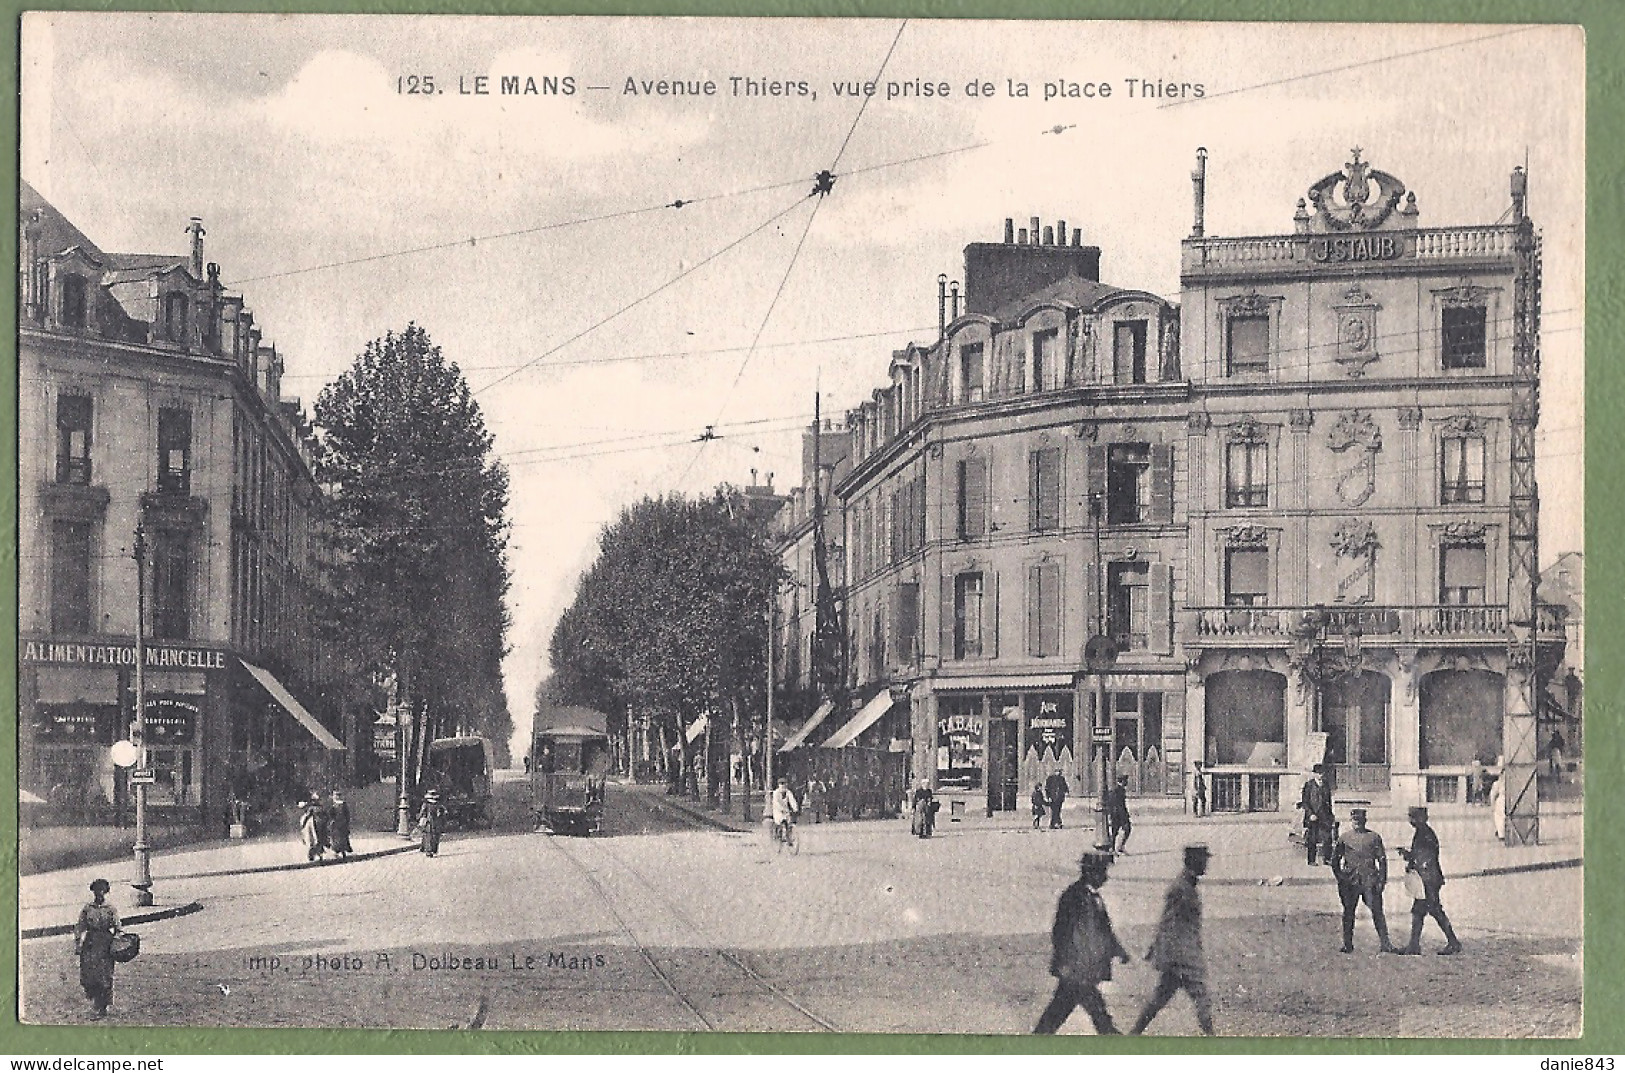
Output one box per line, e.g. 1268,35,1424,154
16,14,1583,1038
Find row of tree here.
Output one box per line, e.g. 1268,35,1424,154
312,323,514,801
546,489,782,801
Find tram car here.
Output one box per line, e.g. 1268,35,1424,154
424,736,495,829
531,707,611,835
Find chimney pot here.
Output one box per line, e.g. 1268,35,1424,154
1003,218,1015,243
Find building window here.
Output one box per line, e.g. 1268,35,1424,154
869,605,887,681
1107,444,1152,525
1440,543,1487,605
1107,562,1150,650
1032,329,1058,392
151,530,192,640
158,408,192,495
960,343,985,403
60,274,88,330
164,292,189,343
1113,320,1148,385
954,571,985,659
1029,447,1061,531
1226,314,1270,375
1225,442,1268,508
56,395,93,486
897,582,920,664
1441,435,1486,504
1027,561,1061,657
50,519,93,634
1441,306,1487,369
1224,547,1269,607
957,457,988,540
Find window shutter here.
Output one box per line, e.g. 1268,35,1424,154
1040,562,1061,657
987,570,1000,659
1086,443,1107,507
1150,562,1172,654
915,477,927,548
1028,452,1040,531
940,572,957,661
1026,563,1042,656
1081,559,1101,654
964,457,988,538
1150,443,1174,523
891,488,902,563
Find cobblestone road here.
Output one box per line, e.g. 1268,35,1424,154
20,779,1581,1037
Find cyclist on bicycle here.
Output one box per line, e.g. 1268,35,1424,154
771,778,800,844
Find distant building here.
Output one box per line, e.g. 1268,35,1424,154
17,182,358,832
774,154,1568,834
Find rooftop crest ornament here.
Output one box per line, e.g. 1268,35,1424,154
1306,148,1407,232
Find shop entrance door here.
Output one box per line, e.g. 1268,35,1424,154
1110,692,1165,795
986,717,1019,813
1324,704,1390,791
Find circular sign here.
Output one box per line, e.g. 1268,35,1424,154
1084,635,1119,673
110,740,140,768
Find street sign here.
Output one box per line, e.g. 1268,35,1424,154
1091,726,1114,743
129,769,156,785
1084,635,1119,673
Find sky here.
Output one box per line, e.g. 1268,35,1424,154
20,16,1585,760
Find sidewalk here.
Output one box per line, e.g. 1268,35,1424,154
18,831,419,939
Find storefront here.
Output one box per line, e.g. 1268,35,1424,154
923,679,1082,813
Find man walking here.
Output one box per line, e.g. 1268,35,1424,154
1396,806,1462,955
1330,808,1396,954
1297,765,1334,865
1034,852,1130,1035
1045,770,1070,830
1191,761,1207,818
1130,845,1216,1036
1107,775,1133,853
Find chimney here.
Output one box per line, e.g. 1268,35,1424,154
938,273,949,335
950,280,961,320
1511,166,1527,222
1042,225,1054,245
1073,230,1082,247
187,217,206,278
1191,148,1208,238
1030,216,1040,244
1057,220,1067,245
1003,218,1015,243
23,211,41,323
1017,228,1029,245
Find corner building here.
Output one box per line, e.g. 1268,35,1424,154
1179,150,1562,822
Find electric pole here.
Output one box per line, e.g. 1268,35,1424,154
131,524,153,906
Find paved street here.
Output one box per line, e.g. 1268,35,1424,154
20,774,1581,1037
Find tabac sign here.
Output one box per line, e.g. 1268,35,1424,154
21,640,229,671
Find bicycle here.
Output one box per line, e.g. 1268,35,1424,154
775,816,800,855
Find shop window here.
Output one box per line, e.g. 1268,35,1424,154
1419,669,1503,767
60,274,88,330
1439,543,1487,605
1113,320,1148,385
1442,306,1487,369
936,695,985,790
954,571,985,659
959,342,985,403
1107,444,1151,524
1107,563,1149,650
1032,329,1057,392
50,519,93,634
1226,314,1269,374
1028,447,1060,531
56,394,93,485
151,530,193,640
1026,561,1061,658
1225,547,1269,607
1225,441,1268,508
956,457,988,540
158,408,192,495
1204,668,1287,767
897,582,920,664
164,292,189,343
1441,436,1486,504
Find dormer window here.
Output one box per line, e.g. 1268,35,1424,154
60,275,88,330
164,292,190,343
1032,329,1058,392
1113,321,1148,384
959,342,984,403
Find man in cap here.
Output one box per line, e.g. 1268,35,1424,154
1297,765,1334,865
1130,845,1215,1036
1330,808,1396,954
1396,806,1461,955
1034,851,1130,1035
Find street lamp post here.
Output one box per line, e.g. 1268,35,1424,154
131,524,154,907
1088,492,1114,855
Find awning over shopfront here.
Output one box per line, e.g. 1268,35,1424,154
821,691,897,750
240,660,344,750
686,715,708,743
779,699,835,753
933,673,1075,692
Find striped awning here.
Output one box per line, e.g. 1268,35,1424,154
779,699,835,753
821,691,897,750
685,715,709,743
240,660,344,750
932,673,1075,692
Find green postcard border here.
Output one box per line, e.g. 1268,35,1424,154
1,0,1616,1056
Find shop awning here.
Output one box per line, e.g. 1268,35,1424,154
240,660,345,750
821,691,897,750
686,715,709,743
779,699,835,753
933,673,1075,692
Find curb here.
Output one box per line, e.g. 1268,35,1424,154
22,900,206,941
641,791,755,834
161,840,421,880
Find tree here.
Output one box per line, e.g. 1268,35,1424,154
548,488,781,801
313,323,513,807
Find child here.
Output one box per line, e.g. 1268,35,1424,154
1031,783,1048,830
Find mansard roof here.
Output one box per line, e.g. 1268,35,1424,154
987,272,1124,324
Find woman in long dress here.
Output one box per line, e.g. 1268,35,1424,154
298,800,326,861
419,790,444,857
73,878,123,1018
328,791,353,858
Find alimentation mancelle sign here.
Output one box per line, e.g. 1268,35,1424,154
21,640,229,670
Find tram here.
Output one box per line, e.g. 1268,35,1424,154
531,707,611,835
